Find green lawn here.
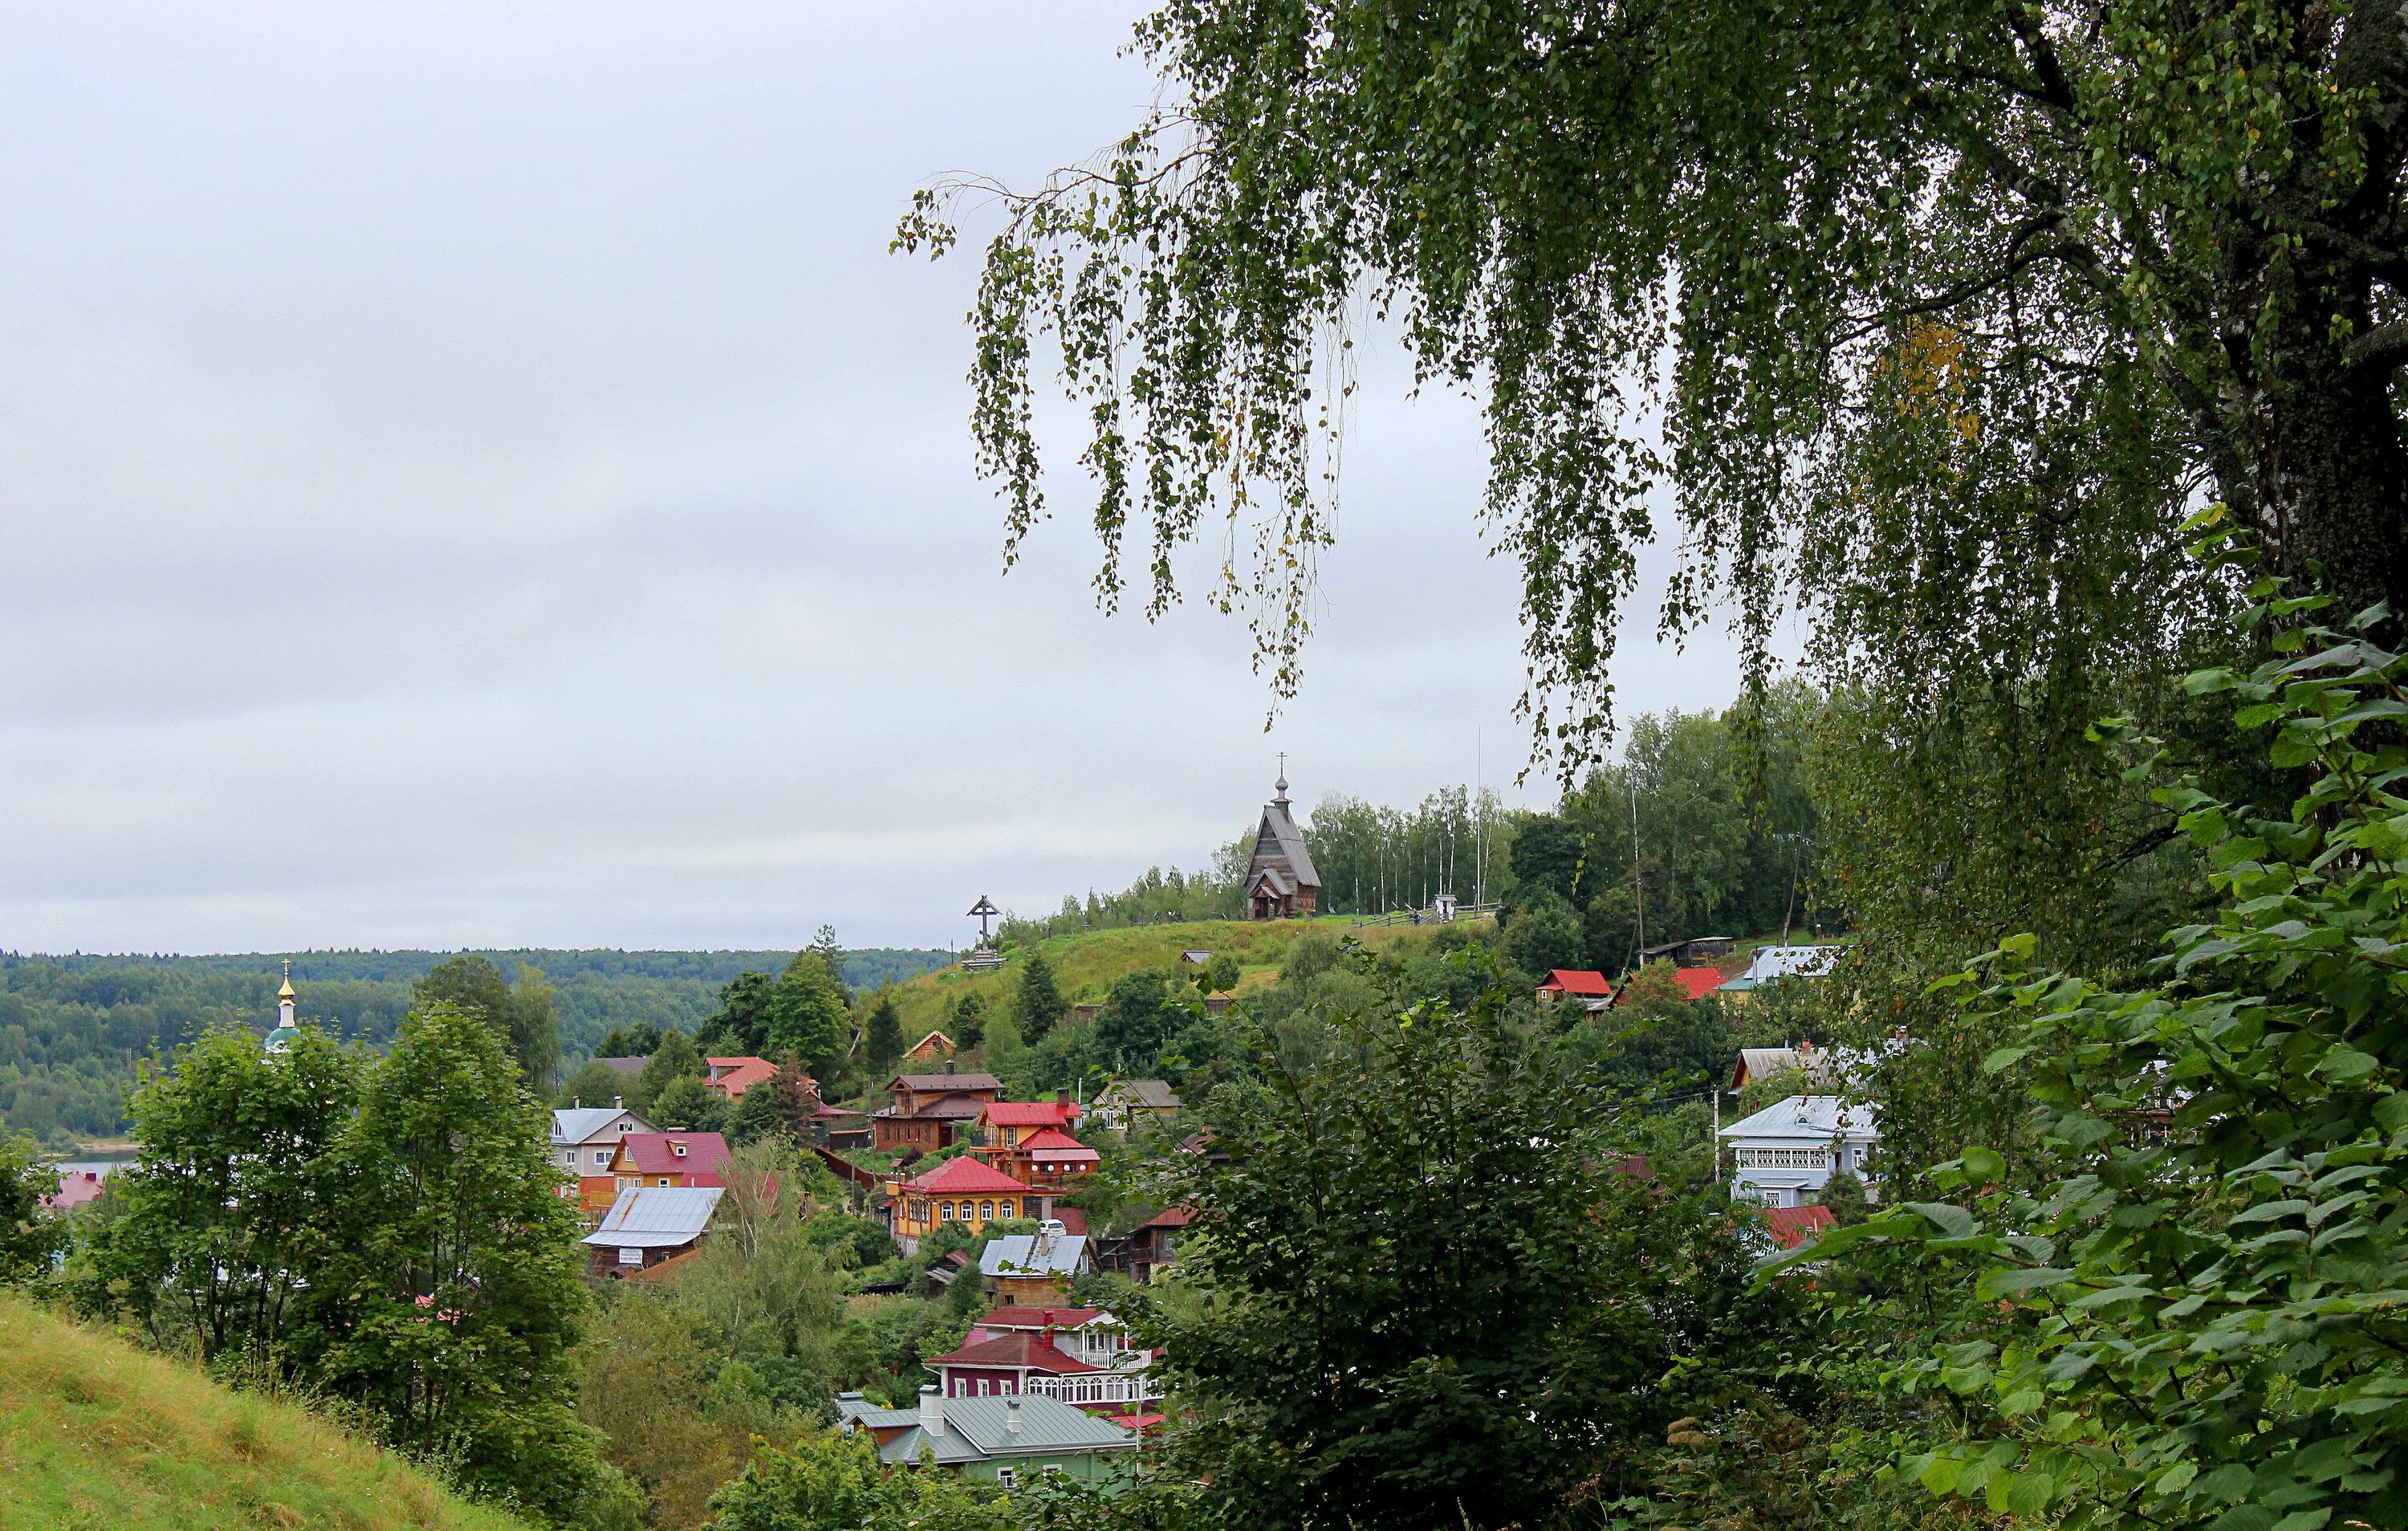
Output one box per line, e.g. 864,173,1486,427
878,915,1450,1052
0,1291,535,1531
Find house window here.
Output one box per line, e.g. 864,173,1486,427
996,1468,1017,1488
980,1201,995,1221
1043,1465,1064,1478
619,1247,642,1266
670,1142,687,1157
657,1177,672,1187
1001,1200,1015,1218
940,1203,954,1221
1734,1146,1836,1170
978,1379,991,1395
594,1150,610,1167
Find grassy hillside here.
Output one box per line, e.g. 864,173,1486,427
0,1292,535,1531
881,916,1455,1044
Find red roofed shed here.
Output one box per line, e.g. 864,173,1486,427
1538,969,1615,1002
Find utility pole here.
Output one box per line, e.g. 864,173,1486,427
1630,780,1645,967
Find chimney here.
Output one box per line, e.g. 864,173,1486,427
613,1096,623,1109
918,1384,946,1436
572,1097,581,1109
1007,1396,1023,1434
1055,1087,1070,1110
945,1058,956,1076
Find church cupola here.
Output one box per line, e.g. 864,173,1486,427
267,959,299,1054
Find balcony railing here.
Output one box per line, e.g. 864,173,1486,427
1027,1372,1161,1407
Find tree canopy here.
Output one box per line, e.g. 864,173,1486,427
900,0,2407,774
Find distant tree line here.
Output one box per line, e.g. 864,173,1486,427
0,943,949,1145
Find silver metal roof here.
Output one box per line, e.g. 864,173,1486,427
1719,1093,1880,1143
981,1230,1092,1277
551,1107,646,1146
580,1185,723,1248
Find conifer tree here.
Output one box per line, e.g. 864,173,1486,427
1012,953,1064,1045
948,991,985,1051
862,991,905,1078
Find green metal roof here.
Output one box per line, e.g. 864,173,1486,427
839,1393,1137,1465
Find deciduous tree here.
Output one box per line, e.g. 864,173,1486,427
768,954,850,1079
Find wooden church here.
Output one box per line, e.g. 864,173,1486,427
1244,771,1323,921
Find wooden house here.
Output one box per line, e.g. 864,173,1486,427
703,1056,781,1101
872,1063,1003,1154
551,1106,653,1214
606,1131,733,1194
582,1185,722,1277
889,1154,1035,1253
1092,1080,1181,1135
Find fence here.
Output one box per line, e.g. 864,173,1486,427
1348,902,1500,929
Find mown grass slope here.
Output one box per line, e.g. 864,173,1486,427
881,915,1454,1044
0,1291,535,1531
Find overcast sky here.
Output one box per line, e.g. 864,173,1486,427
0,2,1759,955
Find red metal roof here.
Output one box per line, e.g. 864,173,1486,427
905,1154,1031,1195
611,1132,732,1178
923,1331,1100,1374
1762,1203,1837,1249
1143,1205,1196,1229
1541,969,1614,996
1673,967,1727,1002
1021,1128,1100,1162
705,1057,781,1099
983,1101,1084,1127
974,1306,1104,1333
46,1171,107,1211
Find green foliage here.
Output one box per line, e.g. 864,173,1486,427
1504,886,1587,976
637,1030,706,1118
769,954,851,1079
1801,590,2408,1531
1012,953,1065,1046
77,1003,606,1525
594,1022,661,1060
698,971,775,1057
555,1057,631,1112
900,0,2401,778
0,947,947,1145
1506,698,1826,968
575,1291,786,1529
322,1005,600,1520
1300,784,1513,916
651,1073,732,1134
999,857,1248,943
414,956,561,1091
0,1132,63,1281
863,992,906,1077
948,991,986,1051
706,1427,1007,1531
1150,998,1799,1529
677,1142,845,1370
1197,954,1241,995
1092,971,1190,1075
726,1077,791,1147
81,1023,362,1364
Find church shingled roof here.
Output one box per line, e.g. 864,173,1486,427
1254,793,1321,890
